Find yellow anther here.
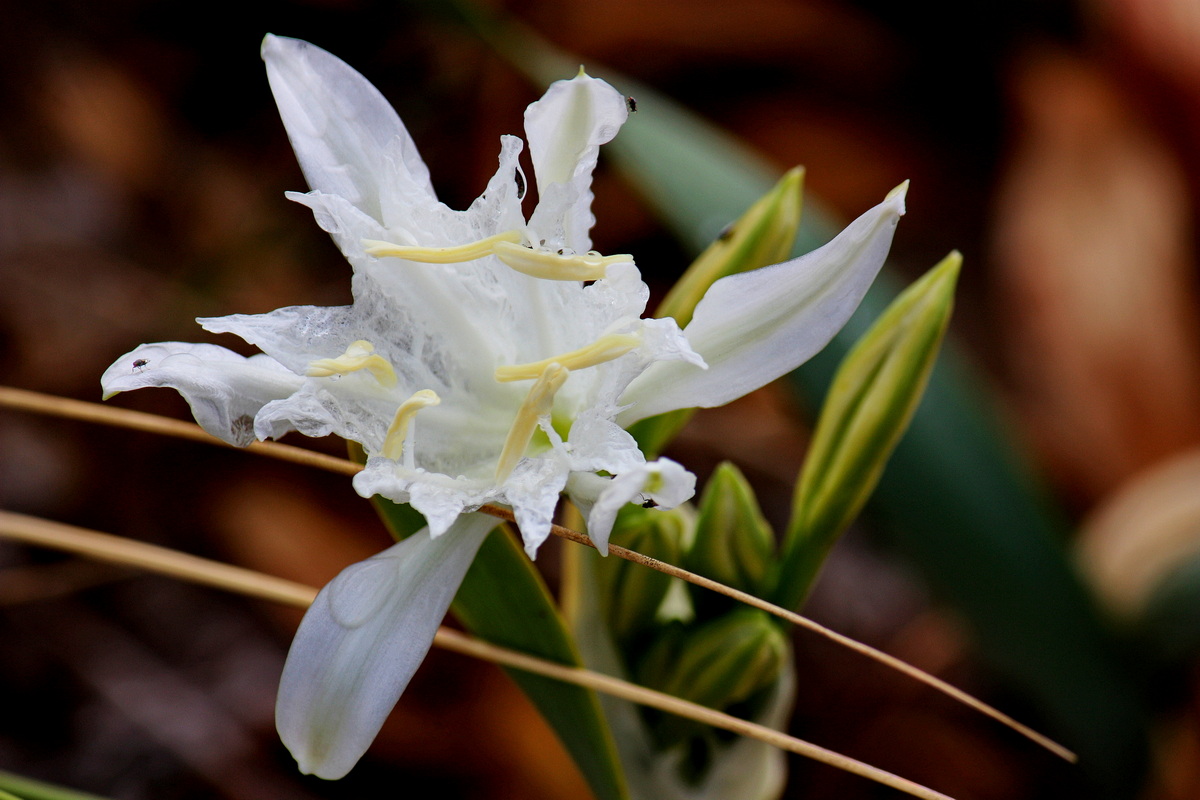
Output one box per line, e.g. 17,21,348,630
362,230,522,263
306,340,397,387
495,364,569,480
381,389,441,461
362,229,630,282
494,333,640,383
493,241,630,281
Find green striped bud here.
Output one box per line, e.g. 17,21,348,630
687,462,775,596
597,505,689,643
635,609,788,749
776,252,961,610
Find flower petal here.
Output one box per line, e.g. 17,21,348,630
100,342,303,445
506,456,571,558
276,513,497,779
617,185,907,425
525,71,629,253
262,34,435,228
581,458,696,554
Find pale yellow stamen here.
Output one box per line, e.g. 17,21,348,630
493,241,630,281
363,230,630,282
382,389,441,460
306,341,397,387
495,364,569,480
494,334,640,383
362,231,523,263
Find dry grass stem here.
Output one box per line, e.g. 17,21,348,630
0,509,955,800
0,386,1075,762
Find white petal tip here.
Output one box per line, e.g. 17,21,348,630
101,390,118,401
260,33,297,61
886,180,910,209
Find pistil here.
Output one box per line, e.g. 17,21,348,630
306,341,397,387
494,334,640,382
495,364,569,480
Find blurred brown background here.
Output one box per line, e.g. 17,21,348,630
2,0,1200,798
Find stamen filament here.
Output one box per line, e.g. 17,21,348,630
493,241,631,281
362,231,523,263
495,334,640,382
306,341,397,387
495,364,569,480
382,390,441,461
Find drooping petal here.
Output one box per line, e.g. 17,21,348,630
276,513,497,779
617,185,907,426
506,455,571,558
525,71,629,253
262,34,436,228
581,458,696,554
100,342,303,445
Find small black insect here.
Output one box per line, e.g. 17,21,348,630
132,359,148,372
625,96,638,114
641,498,657,509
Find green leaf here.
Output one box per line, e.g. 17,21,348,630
776,253,959,610
0,771,110,800
372,498,627,800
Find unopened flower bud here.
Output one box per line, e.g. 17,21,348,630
687,462,775,595
597,505,689,642
777,252,960,610
636,609,788,748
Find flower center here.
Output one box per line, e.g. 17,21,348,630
306,340,397,387
363,231,631,282
494,333,640,382
495,363,569,480
381,389,442,465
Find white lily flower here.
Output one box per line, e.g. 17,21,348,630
100,35,905,779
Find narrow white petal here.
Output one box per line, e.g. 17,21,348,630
262,34,435,227
505,456,571,558
525,72,629,253
100,342,302,445
617,187,906,425
583,458,696,554
276,513,496,779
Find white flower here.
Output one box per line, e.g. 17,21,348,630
100,35,905,779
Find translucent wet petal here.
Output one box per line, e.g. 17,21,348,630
100,342,303,445
585,459,696,555
618,186,907,426
276,513,496,779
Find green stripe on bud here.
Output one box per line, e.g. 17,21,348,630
596,505,689,643
635,609,788,750
630,167,804,457
775,251,962,611
687,462,775,596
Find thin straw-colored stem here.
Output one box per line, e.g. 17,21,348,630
0,510,954,800
482,505,1077,764
0,387,358,476
0,386,1075,761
